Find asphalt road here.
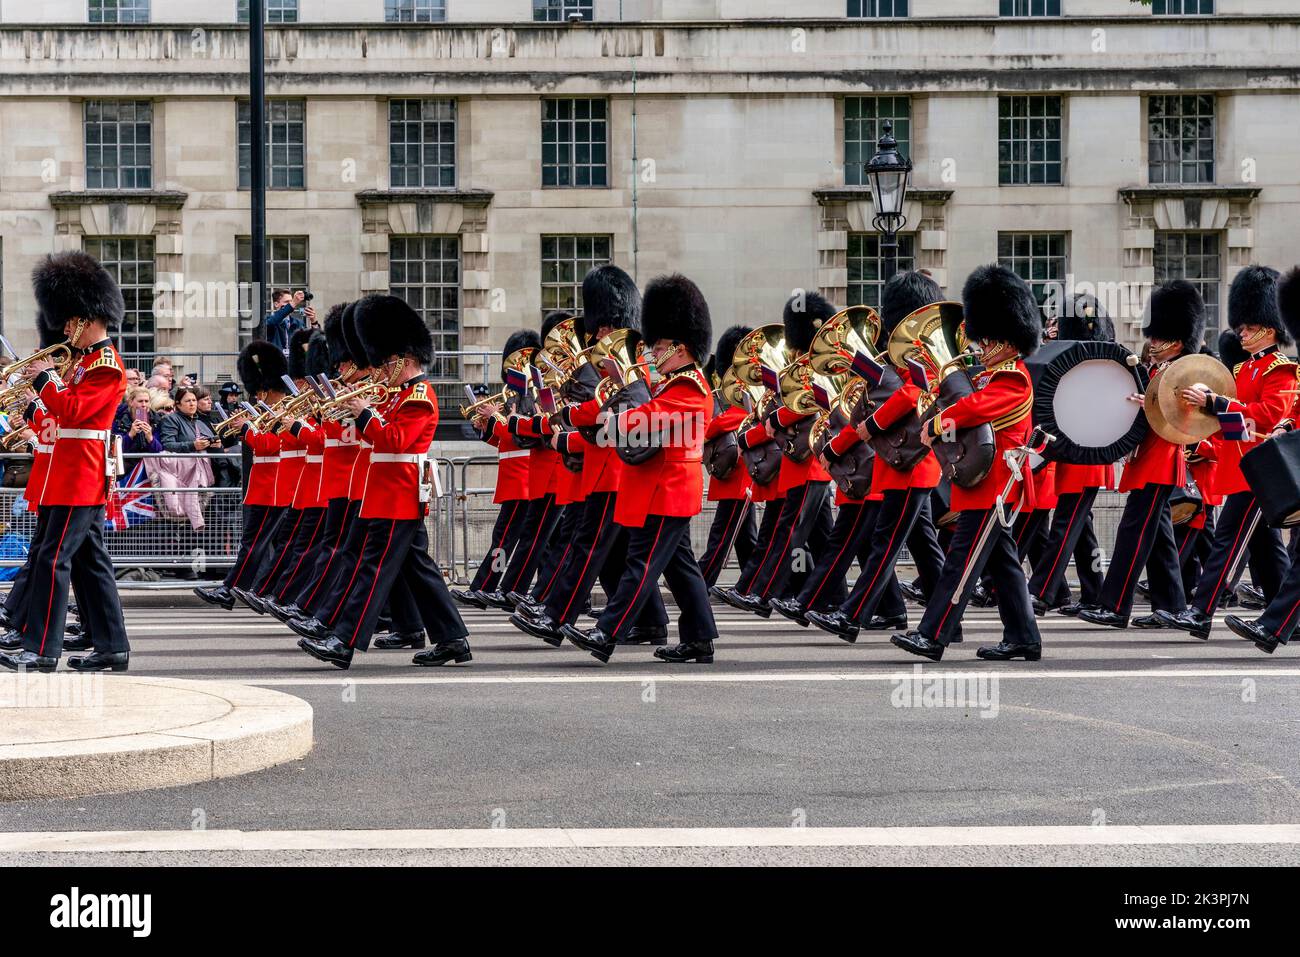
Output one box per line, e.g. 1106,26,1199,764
3,593,1299,866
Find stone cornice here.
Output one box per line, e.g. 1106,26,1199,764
1118,186,1263,204
48,190,188,208
814,187,953,206
355,189,494,208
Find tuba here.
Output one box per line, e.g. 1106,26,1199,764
731,325,788,485
591,329,652,407
809,375,875,500
545,316,601,404
889,301,996,489
777,355,845,463
809,306,882,377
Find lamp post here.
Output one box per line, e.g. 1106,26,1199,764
249,0,267,342
864,120,913,283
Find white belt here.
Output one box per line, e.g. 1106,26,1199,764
370,453,423,464
360,441,374,450
254,455,281,464
58,428,110,441
306,455,324,464
280,450,306,459
325,439,359,448
34,444,53,454
499,450,530,461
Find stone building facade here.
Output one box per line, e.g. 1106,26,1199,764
0,1,1296,388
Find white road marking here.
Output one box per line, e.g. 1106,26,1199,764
2,824,1297,853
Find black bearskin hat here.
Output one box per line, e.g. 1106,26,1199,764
1228,264,1288,346
715,324,753,370
37,314,64,349
238,340,289,396
305,330,333,380
1279,267,1300,348
339,302,367,369
1217,329,1249,371
287,328,315,381
1056,293,1115,343
1143,279,1206,355
961,264,1042,356
581,265,640,341
783,290,837,355
353,294,434,368
323,302,354,367
881,271,944,336
541,310,572,340
33,250,125,333
642,273,712,364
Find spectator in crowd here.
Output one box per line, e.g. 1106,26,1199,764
150,386,215,533
145,373,171,392
113,386,163,454
151,356,175,391
150,389,174,415
264,288,318,351
218,382,242,415
195,387,241,490
125,367,144,389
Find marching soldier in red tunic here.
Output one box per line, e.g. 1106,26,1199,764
0,252,129,674
1078,281,1205,631
564,274,719,663
891,265,1044,663
1158,265,1297,639
293,294,469,669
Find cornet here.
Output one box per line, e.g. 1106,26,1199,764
0,342,75,385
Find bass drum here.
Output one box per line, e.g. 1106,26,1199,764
1242,430,1300,528
1026,340,1147,465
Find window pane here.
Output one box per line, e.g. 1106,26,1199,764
541,98,608,189
998,95,1062,187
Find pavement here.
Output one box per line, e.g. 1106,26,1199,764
2,592,1299,866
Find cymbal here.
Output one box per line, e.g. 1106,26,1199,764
1146,353,1237,444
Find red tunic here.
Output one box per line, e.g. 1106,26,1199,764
23,402,55,513
33,340,125,508
705,404,752,502
1120,363,1186,492
289,419,326,511
1210,349,1298,495
928,360,1034,513
612,369,712,529
275,426,306,508
357,377,437,521
1054,462,1113,496
552,429,590,507
841,383,941,492
320,418,360,502
561,398,623,497
487,418,531,504
771,406,831,493
242,427,281,507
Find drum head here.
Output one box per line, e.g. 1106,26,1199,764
1030,341,1148,465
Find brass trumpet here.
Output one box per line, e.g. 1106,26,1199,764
317,378,393,422
0,342,75,384
461,387,510,425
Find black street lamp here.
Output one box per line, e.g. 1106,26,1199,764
864,120,913,281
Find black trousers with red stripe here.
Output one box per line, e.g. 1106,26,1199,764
735,496,785,593
1190,491,1289,618
1176,508,1215,597
329,517,469,652
698,497,758,589
543,492,666,627
1028,489,1102,607
1097,483,1183,618
596,514,718,644
305,501,421,633
286,497,353,609
260,507,326,601
4,509,50,621
795,499,873,612
21,505,128,658
839,486,942,626
530,504,578,603
918,508,1041,648
470,498,528,592
250,507,306,595
223,504,281,590
500,494,562,596
749,480,834,601
1257,533,1300,642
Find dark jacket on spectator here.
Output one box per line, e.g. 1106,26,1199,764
160,410,216,454
265,302,303,352
112,408,164,454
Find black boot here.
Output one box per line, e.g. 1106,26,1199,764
561,624,616,663
742,594,773,619
482,590,513,610
412,638,473,666
374,631,427,650
899,579,927,605
0,629,24,652
865,613,908,631
1238,584,1267,611
770,598,809,627
297,635,353,669
62,633,93,652
1224,615,1281,655
231,587,267,615
509,610,564,647
654,640,715,664
1077,607,1129,629
805,609,860,643
67,651,130,673
0,650,58,673
975,641,1042,662
1154,607,1213,640
618,625,669,646
1130,613,1167,629
717,587,753,613
450,589,489,610
194,584,236,610
287,616,332,642
890,631,944,661
1057,602,1083,617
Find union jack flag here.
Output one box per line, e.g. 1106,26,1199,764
104,460,155,532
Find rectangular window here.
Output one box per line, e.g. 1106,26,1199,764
385,0,447,21
237,0,299,21
84,237,155,357
999,0,1060,14
238,99,305,190
1148,94,1215,185
542,99,608,188
998,95,1062,186
541,236,613,315
236,236,310,345
844,96,910,187
1155,232,1221,337
998,232,1068,316
85,100,153,190
89,0,150,22
388,99,457,189
847,0,908,16
389,236,460,378
1152,0,1214,13
533,0,594,21
847,233,916,310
